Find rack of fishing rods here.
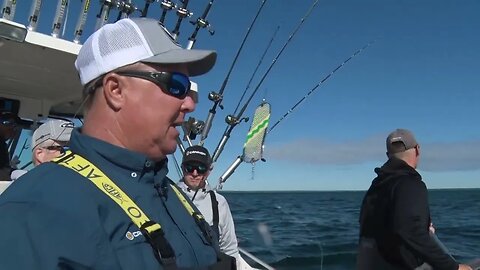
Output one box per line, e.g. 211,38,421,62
174,0,374,193
1,0,373,191
0,0,214,46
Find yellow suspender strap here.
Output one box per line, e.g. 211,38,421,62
53,151,160,234
170,184,203,220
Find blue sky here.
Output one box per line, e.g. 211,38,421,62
10,0,480,191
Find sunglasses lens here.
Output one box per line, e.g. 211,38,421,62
184,164,207,174
169,73,190,97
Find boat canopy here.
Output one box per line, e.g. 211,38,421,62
0,19,82,120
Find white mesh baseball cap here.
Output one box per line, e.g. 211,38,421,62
75,17,217,86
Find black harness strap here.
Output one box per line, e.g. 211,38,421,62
209,190,220,238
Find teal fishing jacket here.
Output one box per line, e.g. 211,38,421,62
0,129,219,269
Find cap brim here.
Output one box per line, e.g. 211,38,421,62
142,49,217,76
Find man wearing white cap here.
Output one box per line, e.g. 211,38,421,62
0,17,235,270
9,119,73,181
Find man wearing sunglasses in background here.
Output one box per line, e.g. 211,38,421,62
0,18,236,270
178,145,253,270
10,119,73,181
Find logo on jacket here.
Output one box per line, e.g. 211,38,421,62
102,183,126,203
125,230,143,241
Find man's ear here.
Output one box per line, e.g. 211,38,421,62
102,73,124,111
33,148,44,165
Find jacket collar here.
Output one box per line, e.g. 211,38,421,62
68,128,168,185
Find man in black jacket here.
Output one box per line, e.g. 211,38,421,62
357,128,471,270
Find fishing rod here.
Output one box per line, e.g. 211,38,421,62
51,0,69,38
268,40,375,134
62,0,70,37
211,25,280,162
211,0,319,161
95,0,114,30
159,0,175,25
186,0,215,50
1,0,16,20
199,0,268,145
13,138,29,168
140,0,154,18
238,247,275,270
73,0,91,43
171,0,192,41
27,0,42,31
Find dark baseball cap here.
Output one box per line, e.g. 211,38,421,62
182,145,212,166
386,128,418,154
0,111,20,125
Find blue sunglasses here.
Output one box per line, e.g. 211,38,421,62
116,70,191,98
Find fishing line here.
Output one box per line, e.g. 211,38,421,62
238,0,320,117
268,40,375,134
199,0,268,144
232,25,280,116
211,0,318,161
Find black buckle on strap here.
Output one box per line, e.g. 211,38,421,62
140,221,177,267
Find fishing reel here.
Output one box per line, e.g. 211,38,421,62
182,117,204,140
190,17,215,35
116,1,137,16
160,0,176,11
208,92,223,109
225,115,249,126
175,6,192,20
